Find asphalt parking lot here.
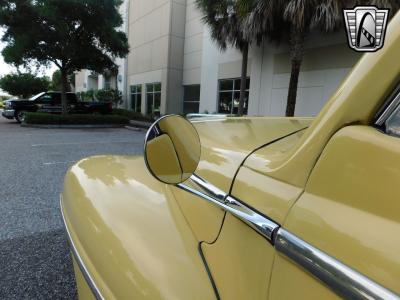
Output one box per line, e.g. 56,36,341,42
0,115,146,299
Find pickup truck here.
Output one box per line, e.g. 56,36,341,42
2,91,113,123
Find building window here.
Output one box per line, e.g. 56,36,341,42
218,78,250,115
130,85,142,113
104,76,111,90
146,82,161,116
184,85,200,114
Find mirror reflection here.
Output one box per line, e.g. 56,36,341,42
144,115,201,184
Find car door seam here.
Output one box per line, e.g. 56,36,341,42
228,127,309,195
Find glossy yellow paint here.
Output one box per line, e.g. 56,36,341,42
279,126,400,295
62,156,216,299
233,130,306,224
255,14,400,187
170,185,225,243
201,213,275,300
193,117,312,192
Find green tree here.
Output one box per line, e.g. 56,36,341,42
196,0,253,116
0,73,50,98
49,70,62,91
0,0,129,115
49,69,74,91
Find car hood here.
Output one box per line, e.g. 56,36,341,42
192,116,312,192
9,99,30,105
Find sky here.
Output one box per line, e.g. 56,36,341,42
0,29,57,95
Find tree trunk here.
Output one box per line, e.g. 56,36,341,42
238,42,249,116
286,28,304,117
61,68,68,115
286,60,302,117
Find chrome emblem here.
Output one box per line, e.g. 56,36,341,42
343,6,389,52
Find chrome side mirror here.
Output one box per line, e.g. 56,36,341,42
144,115,201,184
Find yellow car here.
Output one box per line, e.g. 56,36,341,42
61,13,400,300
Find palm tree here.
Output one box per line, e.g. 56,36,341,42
196,0,253,116
245,0,345,117
245,0,399,117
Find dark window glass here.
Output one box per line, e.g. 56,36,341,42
41,94,53,103
154,83,161,92
220,80,233,91
146,93,153,114
154,93,161,114
146,84,153,93
183,85,200,114
184,85,200,102
219,92,232,114
184,102,200,113
52,93,61,104
146,82,161,115
130,85,142,113
385,102,400,137
234,79,241,90
218,78,250,114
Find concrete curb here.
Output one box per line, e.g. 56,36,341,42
129,120,152,129
124,126,146,132
21,123,126,129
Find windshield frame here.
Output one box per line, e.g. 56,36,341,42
29,92,46,101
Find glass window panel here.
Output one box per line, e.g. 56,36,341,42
154,83,161,92
386,104,400,137
218,92,232,114
232,92,241,114
153,93,161,117
146,84,153,93
137,85,142,93
147,93,153,114
183,102,200,114
234,79,241,90
220,80,233,91
184,85,200,102
233,78,250,91
136,94,142,112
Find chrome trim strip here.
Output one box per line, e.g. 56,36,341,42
178,176,279,242
190,174,227,202
376,87,400,126
60,197,105,300
275,229,400,300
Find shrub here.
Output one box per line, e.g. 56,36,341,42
76,90,96,101
24,112,129,125
96,89,122,106
112,108,153,122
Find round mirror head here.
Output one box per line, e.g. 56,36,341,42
144,115,201,184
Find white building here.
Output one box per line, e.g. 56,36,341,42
77,0,363,117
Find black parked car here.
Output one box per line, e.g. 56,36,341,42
2,91,113,123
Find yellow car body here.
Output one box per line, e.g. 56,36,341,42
61,12,400,300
